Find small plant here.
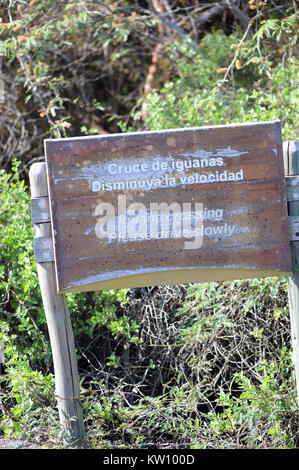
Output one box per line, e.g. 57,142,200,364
208,350,297,448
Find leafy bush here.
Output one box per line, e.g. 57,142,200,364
0,162,47,365
0,164,56,442
146,13,298,141
0,0,157,171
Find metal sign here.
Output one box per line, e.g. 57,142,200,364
44,121,291,293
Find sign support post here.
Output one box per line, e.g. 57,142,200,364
29,162,85,447
284,141,299,401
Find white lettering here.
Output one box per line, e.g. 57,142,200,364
94,202,115,239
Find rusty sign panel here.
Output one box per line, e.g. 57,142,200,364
44,121,291,293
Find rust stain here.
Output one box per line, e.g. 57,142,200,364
166,137,176,147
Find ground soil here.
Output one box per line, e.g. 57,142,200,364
0,439,38,449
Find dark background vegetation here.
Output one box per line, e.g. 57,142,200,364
0,0,298,449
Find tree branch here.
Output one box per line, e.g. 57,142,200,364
194,2,226,27
195,0,253,36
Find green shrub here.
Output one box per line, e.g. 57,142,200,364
0,163,56,441
0,162,48,367
146,14,298,141
0,164,131,443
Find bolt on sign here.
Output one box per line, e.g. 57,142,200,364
44,121,291,293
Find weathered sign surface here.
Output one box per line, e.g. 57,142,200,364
44,121,291,293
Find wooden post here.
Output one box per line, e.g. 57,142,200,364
283,141,299,402
29,162,85,447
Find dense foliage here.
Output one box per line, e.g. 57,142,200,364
0,0,299,449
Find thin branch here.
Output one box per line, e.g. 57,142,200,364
225,0,253,37
216,20,254,92
143,0,192,40
194,2,226,27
